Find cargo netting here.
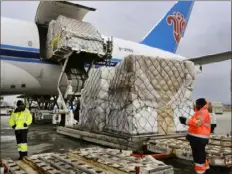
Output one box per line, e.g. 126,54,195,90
78,55,196,148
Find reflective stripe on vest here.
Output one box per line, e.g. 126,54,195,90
195,163,205,167
203,123,210,127
15,127,28,130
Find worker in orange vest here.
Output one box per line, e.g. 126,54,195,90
179,98,211,174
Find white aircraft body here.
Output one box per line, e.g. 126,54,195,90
1,1,231,97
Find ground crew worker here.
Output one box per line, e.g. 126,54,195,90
8,100,32,160
179,98,211,174
74,99,80,122
208,102,217,134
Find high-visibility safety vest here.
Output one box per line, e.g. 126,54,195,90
186,105,211,139
9,109,32,130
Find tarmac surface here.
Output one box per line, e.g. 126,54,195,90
1,112,231,174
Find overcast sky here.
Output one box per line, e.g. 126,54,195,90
1,1,231,104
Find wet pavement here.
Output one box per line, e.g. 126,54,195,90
1,113,232,174
0,116,93,160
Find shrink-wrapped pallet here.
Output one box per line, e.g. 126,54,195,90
79,55,196,135
46,20,56,59
79,67,115,131
46,15,105,59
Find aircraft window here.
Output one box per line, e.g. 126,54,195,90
21,84,26,88
10,85,15,89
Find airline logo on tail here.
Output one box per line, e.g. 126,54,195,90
166,12,186,44
140,1,194,53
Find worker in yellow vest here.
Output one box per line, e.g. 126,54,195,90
8,100,32,160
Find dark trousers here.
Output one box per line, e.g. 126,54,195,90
211,124,216,133
74,110,79,122
187,135,209,173
15,129,28,158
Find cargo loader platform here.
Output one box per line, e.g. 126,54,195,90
2,147,174,174
147,135,232,168
57,126,187,151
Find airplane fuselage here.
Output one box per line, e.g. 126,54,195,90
0,17,186,96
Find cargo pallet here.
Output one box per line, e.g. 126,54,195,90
57,126,232,168
56,126,187,151
2,147,174,174
147,136,232,168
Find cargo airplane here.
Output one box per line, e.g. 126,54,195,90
1,1,231,97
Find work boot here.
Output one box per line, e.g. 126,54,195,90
204,169,211,174
21,152,28,159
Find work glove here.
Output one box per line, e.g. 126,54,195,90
179,117,187,125
12,125,16,129
23,123,27,127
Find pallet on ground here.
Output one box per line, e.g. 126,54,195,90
210,135,232,141
209,135,232,147
68,147,174,174
2,147,174,174
147,138,232,167
177,135,232,147
147,139,189,155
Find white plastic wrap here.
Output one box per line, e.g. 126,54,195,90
79,67,115,131
46,15,105,59
46,20,56,59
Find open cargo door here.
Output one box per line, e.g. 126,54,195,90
34,1,97,60
35,1,96,25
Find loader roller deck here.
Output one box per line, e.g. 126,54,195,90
2,147,174,174
2,148,231,174
147,136,232,168
56,126,232,168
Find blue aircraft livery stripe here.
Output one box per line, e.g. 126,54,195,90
1,56,121,66
0,44,122,66
1,44,40,53
1,49,40,59
1,56,122,68
0,56,50,64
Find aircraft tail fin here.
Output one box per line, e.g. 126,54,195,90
140,1,194,53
